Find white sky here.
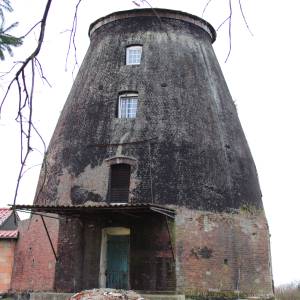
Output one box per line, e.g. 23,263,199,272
0,0,299,287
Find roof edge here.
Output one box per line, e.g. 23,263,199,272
89,8,216,43
0,229,19,239
0,208,12,226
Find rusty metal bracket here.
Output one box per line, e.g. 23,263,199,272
165,216,175,262
150,206,175,219
40,215,58,261
14,208,60,219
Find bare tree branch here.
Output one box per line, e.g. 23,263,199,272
34,57,52,87
1,0,86,212
225,0,232,63
33,151,48,205
224,0,232,63
30,117,47,151
204,0,253,63
0,0,53,216
202,0,214,18
19,21,42,39
133,0,163,28
216,16,230,31
0,61,22,77
65,0,82,76
0,0,52,112
132,1,141,7
213,0,232,63
21,162,43,177
239,0,253,36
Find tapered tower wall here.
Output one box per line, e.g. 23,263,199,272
34,9,262,212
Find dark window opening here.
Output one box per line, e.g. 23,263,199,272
110,164,131,203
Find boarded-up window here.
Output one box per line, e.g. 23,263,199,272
110,164,130,203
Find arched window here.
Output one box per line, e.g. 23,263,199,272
118,93,138,118
126,45,142,65
110,164,131,203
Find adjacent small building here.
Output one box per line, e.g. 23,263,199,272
0,208,19,294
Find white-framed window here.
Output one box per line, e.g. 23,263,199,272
118,93,138,119
126,45,142,65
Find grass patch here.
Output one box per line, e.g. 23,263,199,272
275,281,300,300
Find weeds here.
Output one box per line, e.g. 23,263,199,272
276,281,300,300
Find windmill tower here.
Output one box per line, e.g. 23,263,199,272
12,9,273,299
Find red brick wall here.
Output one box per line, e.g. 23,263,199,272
0,239,16,293
175,207,273,298
11,215,59,292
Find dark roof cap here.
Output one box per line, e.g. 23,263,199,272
89,8,216,43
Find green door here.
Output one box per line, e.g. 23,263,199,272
106,235,129,289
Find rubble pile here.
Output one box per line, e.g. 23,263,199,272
70,289,144,300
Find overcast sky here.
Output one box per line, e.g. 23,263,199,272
0,0,299,286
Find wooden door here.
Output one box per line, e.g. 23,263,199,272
106,235,130,289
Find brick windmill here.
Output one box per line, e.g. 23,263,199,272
12,9,273,300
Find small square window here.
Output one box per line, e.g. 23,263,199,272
118,94,138,118
126,46,142,65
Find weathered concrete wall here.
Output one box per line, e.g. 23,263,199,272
34,9,262,213
175,207,273,298
0,239,16,293
11,216,59,292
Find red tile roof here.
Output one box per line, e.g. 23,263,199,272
0,229,18,239
0,208,13,226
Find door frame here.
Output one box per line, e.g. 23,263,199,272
99,227,130,288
